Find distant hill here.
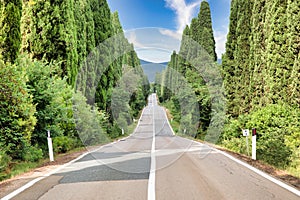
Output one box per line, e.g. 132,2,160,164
140,60,168,83
140,58,221,83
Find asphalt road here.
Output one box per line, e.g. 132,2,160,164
8,94,300,200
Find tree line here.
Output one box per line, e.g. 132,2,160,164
0,0,149,179
156,0,299,173
222,0,299,170
155,1,217,140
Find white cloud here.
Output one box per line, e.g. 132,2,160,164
164,0,202,33
214,27,228,59
164,0,229,59
125,28,181,63
126,32,145,48
159,29,182,40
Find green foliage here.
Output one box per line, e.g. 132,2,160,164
0,60,36,159
0,0,22,63
107,123,122,139
222,104,299,168
21,0,78,85
222,137,248,154
0,0,148,181
73,92,109,146
197,1,217,61
223,0,300,116
53,136,77,153
21,57,75,151
0,148,12,179
22,145,43,162
91,0,112,45
222,0,253,117
157,2,216,138
221,0,300,173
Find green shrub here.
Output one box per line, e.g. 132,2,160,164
0,150,12,179
222,104,299,168
108,123,121,139
53,136,76,153
22,145,43,162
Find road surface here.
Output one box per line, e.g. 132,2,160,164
6,94,300,200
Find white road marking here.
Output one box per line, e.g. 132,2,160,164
1,144,104,200
1,107,146,200
214,148,300,197
148,94,156,200
163,107,175,136
180,137,300,197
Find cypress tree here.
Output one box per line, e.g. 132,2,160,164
0,0,22,63
85,0,95,53
93,0,113,111
91,0,112,45
179,25,190,75
286,0,300,106
264,0,289,104
222,0,239,116
248,0,267,109
74,0,87,66
232,0,253,114
172,1,216,137
179,25,190,58
21,0,78,86
197,1,217,61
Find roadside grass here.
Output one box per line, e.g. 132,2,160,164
0,162,40,181
286,157,300,178
0,109,144,183
0,146,88,182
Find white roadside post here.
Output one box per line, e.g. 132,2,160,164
47,130,54,162
252,128,257,160
122,128,124,135
242,129,250,156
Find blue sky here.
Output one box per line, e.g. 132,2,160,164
107,0,231,62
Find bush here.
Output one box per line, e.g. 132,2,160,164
22,145,43,162
108,123,122,139
221,104,299,168
0,150,12,179
53,136,76,153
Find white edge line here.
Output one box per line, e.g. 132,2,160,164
1,144,102,200
2,107,147,200
155,94,175,136
163,108,175,136
189,139,300,197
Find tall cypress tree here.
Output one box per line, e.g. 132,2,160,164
222,0,239,117
74,0,87,66
21,0,78,86
179,25,190,75
0,0,22,63
248,0,267,109
286,0,300,106
179,25,190,58
172,1,216,137
91,0,112,45
85,0,95,53
197,1,217,61
93,0,113,111
233,0,253,114
264,0,289,104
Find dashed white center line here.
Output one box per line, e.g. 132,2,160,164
148,94,156,200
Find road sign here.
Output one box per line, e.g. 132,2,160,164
242,129,249,137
